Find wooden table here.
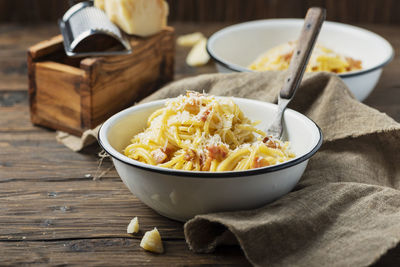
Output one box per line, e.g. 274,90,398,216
0,22,399,266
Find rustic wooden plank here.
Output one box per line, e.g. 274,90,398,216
32,61,85,134
0,102,109,180
0,179,186,240
0,103,113,180
0,24,59,91
0,91,27,107
0,135,112,180
0,24,59,48
0,105,34,130
0,239,249,266
28,35,64,60
1,0,400,25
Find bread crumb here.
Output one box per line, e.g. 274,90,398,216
140,227,164,253
127,217,139,234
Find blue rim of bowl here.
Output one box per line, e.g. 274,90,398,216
206,23,394,78
98,115,323,178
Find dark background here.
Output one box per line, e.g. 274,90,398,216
0,0,399,24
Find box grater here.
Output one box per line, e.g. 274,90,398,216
59,1,131,57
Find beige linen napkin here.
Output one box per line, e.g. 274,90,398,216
58,71,400,266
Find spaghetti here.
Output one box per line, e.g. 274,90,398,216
249,42,362,74
124,92,295,171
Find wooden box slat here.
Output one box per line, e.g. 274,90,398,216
28,27,175,136
33,61,85,135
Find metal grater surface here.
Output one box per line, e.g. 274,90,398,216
60,1,131,57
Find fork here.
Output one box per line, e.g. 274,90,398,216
266,7,326,139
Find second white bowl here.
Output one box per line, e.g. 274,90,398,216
207,19,394,101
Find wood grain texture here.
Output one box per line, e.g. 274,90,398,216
0,22,399,266
0,94,249,266
0,240,249,266
81,27,175,128
33,61,85,133
0,24,59,91
0,179,184,240
1,0,400,24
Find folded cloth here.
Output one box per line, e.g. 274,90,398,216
56,125,101,152
58,71,400,266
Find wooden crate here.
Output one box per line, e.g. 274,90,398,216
28,27,175,136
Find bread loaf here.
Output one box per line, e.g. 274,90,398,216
95,0,169,37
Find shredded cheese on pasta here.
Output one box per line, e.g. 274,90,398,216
249,42,362,74
124,92,295,171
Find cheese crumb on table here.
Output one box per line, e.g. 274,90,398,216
127,217,139,234
140,227,164,253
186,38,210,67
177,32,205,47
177,32,210,67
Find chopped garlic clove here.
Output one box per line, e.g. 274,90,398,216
186,38,210,67
177,32,205,47
127,217,139,234
140,227,164,253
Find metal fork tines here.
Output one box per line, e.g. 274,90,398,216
266,96,290,139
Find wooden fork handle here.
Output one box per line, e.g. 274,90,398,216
279,7,326,99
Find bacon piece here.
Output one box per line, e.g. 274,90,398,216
345,57,362,71
282,51,293,63
151,149,167,164
263,137,280,149
207,144,229,161
184,102,200,114
252,156,270,169
267,140,280,149
184,149,197,161
262,136,270,143
199,107,211,122
201,156,212,171
161,144,175,157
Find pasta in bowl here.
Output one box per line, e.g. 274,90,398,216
98,93,322,221
206,19,394,101
124,92,295,172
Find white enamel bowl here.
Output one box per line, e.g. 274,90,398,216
207,19,394,101
98,97,323,222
